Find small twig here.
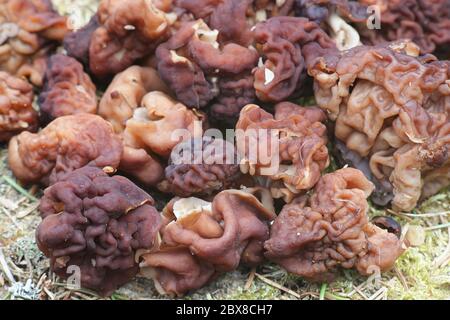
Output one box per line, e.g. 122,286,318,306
352,284,369,300
368,287,387,300
244,268,256,290
325,292,350,301
387,209,414,223
394,266,409,290
1,176,38,202
433,217,450,268
0,247,15,284
0,207,22,230
424,222,450,231
402,211,450,218
255,273,301,299
16,203,39,218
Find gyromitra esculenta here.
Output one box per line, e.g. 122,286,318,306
158,136,242,197
39,54,97,123
358,0,450,56
0,0,68,86
139,188,276,296
0,71,38,142
265,168,404,281
36,166,162,295
308,40,450,211
236,102,329,202
156,19,258,113
65,0,172,79
120,91,207,186
8,114,122,185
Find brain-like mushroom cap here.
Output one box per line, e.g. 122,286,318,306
358,0,450,56
36,166,162,295
139,189,276,296
39,54,97,123
8,114,123,185
0,71,38,142
236,102,329,200
0,0,68,85
159,136,242,197
156,19,258,109
264,168,404,281
308,40,450,210
84,0,171,78
99,66,170,133
253,16,337,102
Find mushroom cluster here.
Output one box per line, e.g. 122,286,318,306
308,40,450,211
0,0,68,86
2,0,449,298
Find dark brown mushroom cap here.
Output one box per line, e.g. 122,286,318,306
159,136,242,197
0,71,38,142
66,0,170,79
264,168,404,281
294,0,368,25
36,166,162,296
64,15,100,67
156,19,258,109
8,113,123,185
39,54,97,123
140,189,276,296
358,0,450,56
253,16,337,102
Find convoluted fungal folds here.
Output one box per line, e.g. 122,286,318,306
8,114,123,185
36,166,162,295
39,54,97,123
253,16,337,102
65,0,171,79
156,19,258,111
0,0,68,85
236,102,329,201
139,189,276,296
264,168,404,281
0,71,38,142
358,0,450,56
159,136,241,197
308,40,450,211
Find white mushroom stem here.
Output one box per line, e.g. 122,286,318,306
327,13,361,51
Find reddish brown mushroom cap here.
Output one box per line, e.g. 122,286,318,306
0,71,38,142
36,166,162,296
39,54,97,122
140,189,276,296
8,114,123,185
0,0,68,86
309,40,450,210
264,168,404,281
